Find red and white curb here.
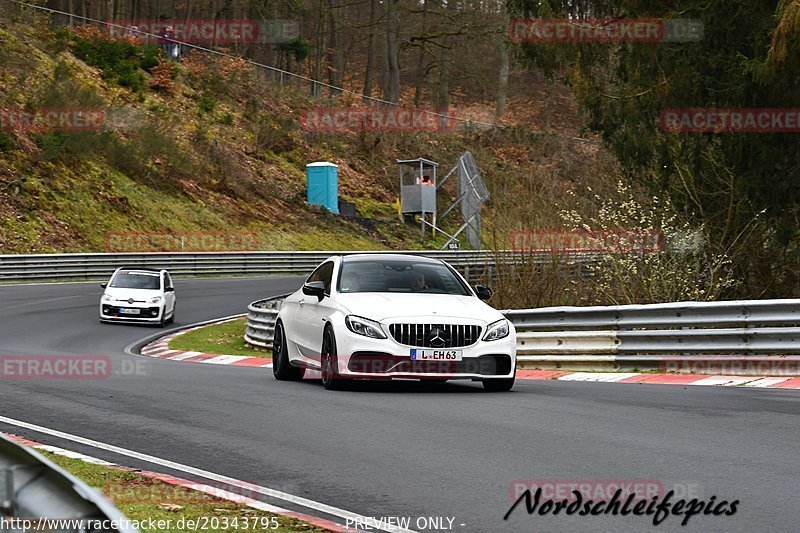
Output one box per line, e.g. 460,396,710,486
139,321,800,389
140,318,273,368
516,370,800,389
3,433,345,532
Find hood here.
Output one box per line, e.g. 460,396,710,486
335,292,502,323
104,287,161,302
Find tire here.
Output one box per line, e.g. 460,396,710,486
321,328,344,390
273,322,304,381
482,376,515,392
167,304,175,324
158,311,167,328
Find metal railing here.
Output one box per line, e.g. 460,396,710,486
0,250,585,283
244,297,800,375
505,299,800,375
0,434,137,532
244,294,288,350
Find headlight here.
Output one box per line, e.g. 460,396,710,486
482,319,509,341
101,294,112,302
345,315,387,339
148,296,163,304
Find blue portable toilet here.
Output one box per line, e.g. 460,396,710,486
306,162,339,214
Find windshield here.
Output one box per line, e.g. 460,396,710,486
338,260,471,296
109,272,161,290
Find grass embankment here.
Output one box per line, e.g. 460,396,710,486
0,16,618,260
168,318,266,357
41,450,326,532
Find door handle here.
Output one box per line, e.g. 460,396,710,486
298,298,305,306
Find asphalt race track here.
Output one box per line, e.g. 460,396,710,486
1,277,798,532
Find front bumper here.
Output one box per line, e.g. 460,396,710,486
100,303,164,323
334,327,516,380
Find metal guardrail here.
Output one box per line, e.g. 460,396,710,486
244,297,800,375
0,434,137,532
505,299,800,375
244,294,288,350
0,250,518,283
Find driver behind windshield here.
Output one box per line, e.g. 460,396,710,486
408,270,428,291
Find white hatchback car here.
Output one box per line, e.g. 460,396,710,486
99,267,176,327
273,254,516,391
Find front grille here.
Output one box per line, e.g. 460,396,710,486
102,305,160,317
388,323,482,348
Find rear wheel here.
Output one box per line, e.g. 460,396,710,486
321,328,344,390
273,322,304,381
482,377,515,392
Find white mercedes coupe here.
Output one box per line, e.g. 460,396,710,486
272,254,516,391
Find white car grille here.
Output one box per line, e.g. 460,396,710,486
388,323,482,348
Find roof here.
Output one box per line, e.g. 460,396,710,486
116,267,164,273
396,158,438,168
306,161,338,167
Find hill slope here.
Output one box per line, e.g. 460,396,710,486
0,18,619,255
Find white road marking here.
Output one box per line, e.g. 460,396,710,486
168,352,204,361
559,372,639,382
688,377,753,386
742,377,790,387
204,355,249,365
0,416,416,533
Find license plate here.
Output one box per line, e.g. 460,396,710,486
119,308,141,315
411,349,462,361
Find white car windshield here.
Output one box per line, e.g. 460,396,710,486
338,260,470,295
110,272,161,289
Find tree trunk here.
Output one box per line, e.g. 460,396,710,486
385,0,400,103
362,0,377,102
413,0,428,107
495,42,510,120
313,0,326,97
326,0,343,98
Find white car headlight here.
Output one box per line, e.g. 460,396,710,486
483,319,509,341
148,296,163,304
101,294,112,302
345,315,387,339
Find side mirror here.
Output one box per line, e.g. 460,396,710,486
100,283,107,288
302,280,326,301
475,285,493,301
164,287,175,293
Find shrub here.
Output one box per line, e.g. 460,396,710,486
198,92,216,114
0,131,16,152
559,181,739,304
148,59,175,94
69,27,158,92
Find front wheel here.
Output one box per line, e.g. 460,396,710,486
273,322,304,381
321,328,344,390
483,377,515,392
